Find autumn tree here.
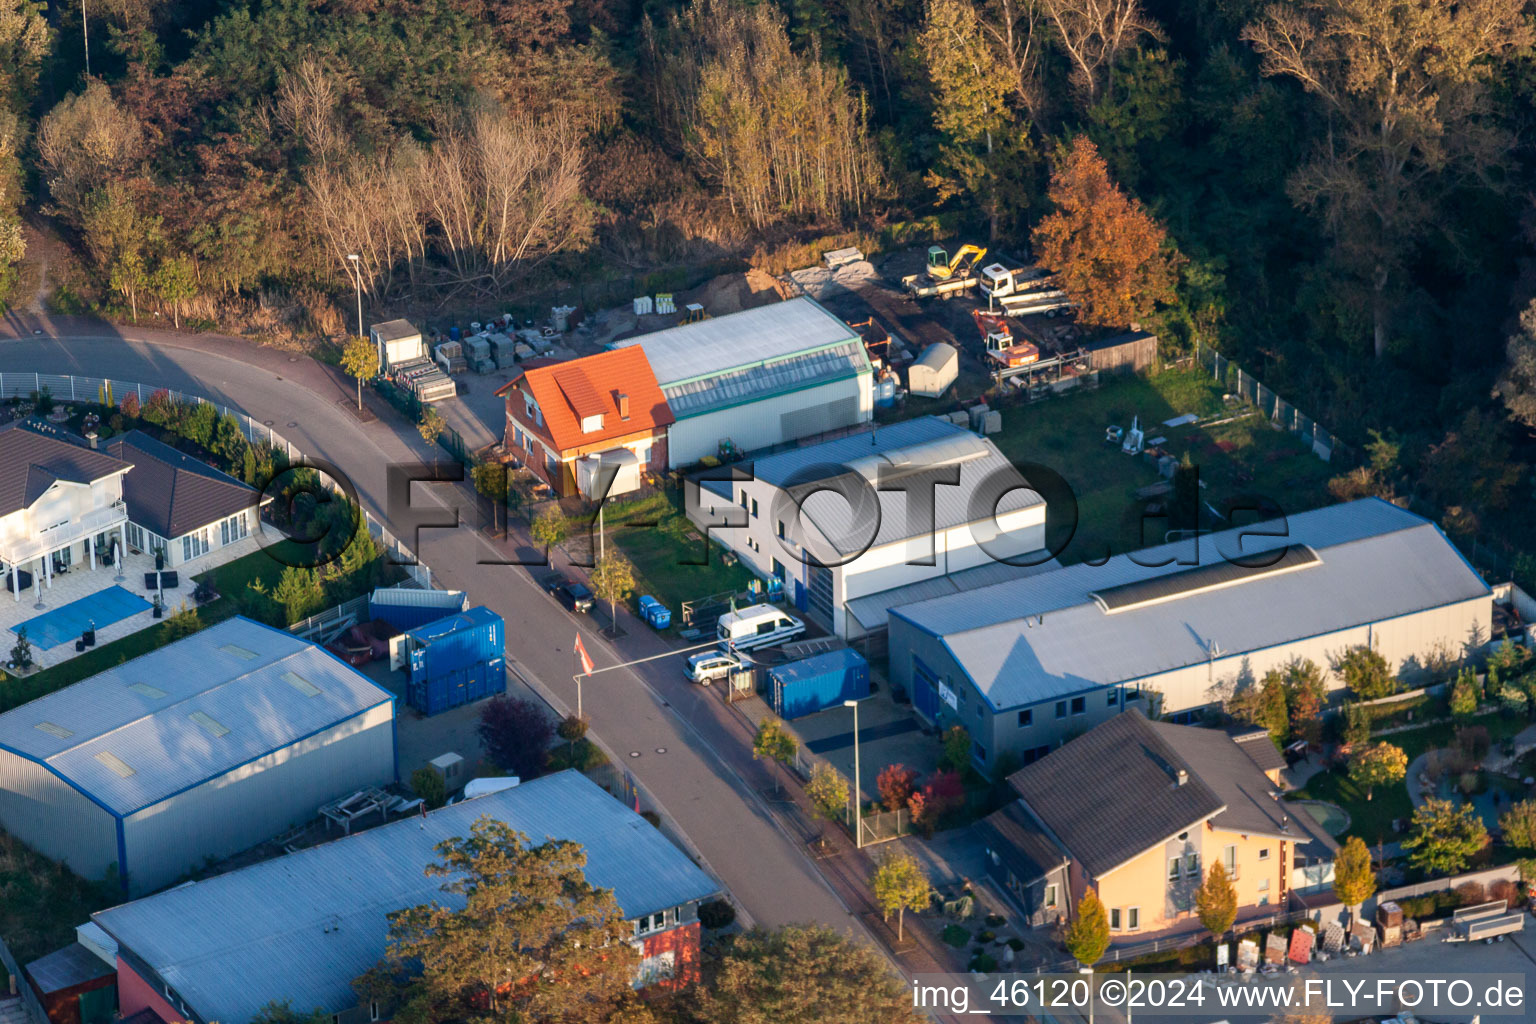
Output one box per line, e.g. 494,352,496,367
0,0,48,114
696,925,924,1024
589,554,636,631
339,336,377,411
1348,742,1407,801
1242,0,1533,359
1031,135,1178,329
417,406,445,445
354,818,639,1023
36,83,145,232
152,254,196,329
877,763,917,812
1403,798,1488,876
1063,888,1110,966
806,762,851,841
647,0,878,230
1451,669,1479,720
1195,860,1237,941
477,696,552,781
1421,409,1523,534
871,847,931,940
1332,836,1376,924
753,717,797,795
530,506,569,556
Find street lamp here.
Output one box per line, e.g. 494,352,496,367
844,698,862,848
346,254,363,339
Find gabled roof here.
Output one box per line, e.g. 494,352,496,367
613,298,872,417
105,431,264,540
497,347,672,453
1007,711,1335,879
0,616,393,815
92,771,721,1024
891,499,1491,710
1008,711,1225,878
0,421,132,516
977,802,1068,887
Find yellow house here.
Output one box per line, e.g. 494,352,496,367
985,709,1336,940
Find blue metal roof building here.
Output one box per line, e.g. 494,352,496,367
93,770,721,1024
0,615,396,894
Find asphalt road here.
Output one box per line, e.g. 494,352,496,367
0,315,864,936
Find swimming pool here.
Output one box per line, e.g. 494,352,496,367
9,586,153,650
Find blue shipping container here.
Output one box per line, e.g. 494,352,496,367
369,587,468,631
404,606,505,716
769,649,870,720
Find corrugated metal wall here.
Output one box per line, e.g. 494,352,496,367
0,750,119,881
667,375,871,468
121,704,396,894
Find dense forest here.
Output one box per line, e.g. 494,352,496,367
3,0,1536,564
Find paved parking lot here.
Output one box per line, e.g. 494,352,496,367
1306,927,1536,1022
786,674,941,806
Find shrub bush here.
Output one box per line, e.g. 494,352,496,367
1490,879,1520,906
698,898,736,930
1456,880,1488,907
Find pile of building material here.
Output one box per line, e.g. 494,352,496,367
967,403,1001,435
788,259,882,301
461,333,494,374
435,339,467,375
393,359,457,402
823,246,865,269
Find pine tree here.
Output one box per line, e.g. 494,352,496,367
1195,861,1237,941
1332,836,1376,924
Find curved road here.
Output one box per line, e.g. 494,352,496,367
0,314,862,937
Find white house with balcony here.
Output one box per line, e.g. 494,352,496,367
0,421,133,602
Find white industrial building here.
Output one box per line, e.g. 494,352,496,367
690,417,1048,638
613,298,874,467
0,616,397,895
887,499,1492,768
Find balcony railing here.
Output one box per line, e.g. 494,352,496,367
0,500,128,566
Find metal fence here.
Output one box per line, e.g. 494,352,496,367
1193,342,1350,464
0,371,430,588
0,935,45,1024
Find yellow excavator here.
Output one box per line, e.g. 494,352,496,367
925,243,988,281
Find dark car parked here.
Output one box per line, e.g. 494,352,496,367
559,581,595,614
540,572,594,613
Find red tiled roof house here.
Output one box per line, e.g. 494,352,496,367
494,349,673,499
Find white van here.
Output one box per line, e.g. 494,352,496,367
717,604,806,652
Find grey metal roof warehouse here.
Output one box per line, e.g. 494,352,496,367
93,771,721,1024
890,498,1490,710
0,615,394,814
613,298,871,417
701,417,1044,555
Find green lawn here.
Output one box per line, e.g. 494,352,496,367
1286,710,1531,846
985,367,1335,565
599,492,757,617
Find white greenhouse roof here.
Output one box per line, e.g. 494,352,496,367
93,771,721,1024
891,498,1491,710
613,298,870,416
0,616,394,814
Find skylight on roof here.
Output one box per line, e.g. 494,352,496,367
128,682,168,698
282,670,321,697
34,721,73,739
219,644,258,660
189,711,231,738
95,751,136,778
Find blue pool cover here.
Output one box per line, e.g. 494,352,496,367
10,585,153,650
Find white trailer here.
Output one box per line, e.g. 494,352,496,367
901,272,980,300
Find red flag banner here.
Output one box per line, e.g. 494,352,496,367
574,634,595,676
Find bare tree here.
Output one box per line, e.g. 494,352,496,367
1036,0,1158,104
1242,0,1532,358
36,81,144,228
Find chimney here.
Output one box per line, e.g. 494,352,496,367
85,430,98,450
618,393,630,420
1175,768,1188,787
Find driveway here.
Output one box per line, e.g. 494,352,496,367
0,314,863,937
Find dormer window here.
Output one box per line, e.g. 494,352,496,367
581,413,604,434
